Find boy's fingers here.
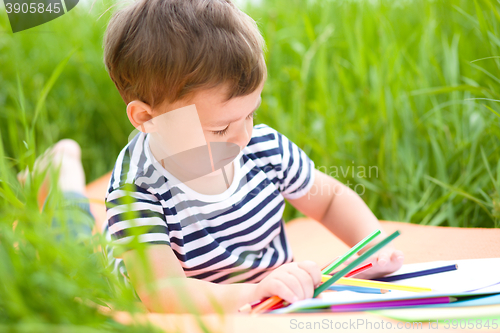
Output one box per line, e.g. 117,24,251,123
272,279,300,303
282,273,306,300
289,266,314,299
377,252,389,266
297,261,322,287
392,250,405,261
268,267,304,301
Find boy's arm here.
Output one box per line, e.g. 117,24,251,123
121,245,257,313
121,244,321,314
287,169,404,278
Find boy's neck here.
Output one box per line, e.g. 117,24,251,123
148,137,234,195
183,164,234,195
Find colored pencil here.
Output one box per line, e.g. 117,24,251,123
323,229,381,274
250,295,282,314
330,296,456,312
314,230,401,297
371,264,458,282
238,299,264,313
326,285,389,294
332,262,373,278
267,300,289,311
346,262,373,277
321,276,432,293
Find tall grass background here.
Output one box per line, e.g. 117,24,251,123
0,0,499,329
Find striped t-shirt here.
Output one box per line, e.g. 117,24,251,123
104,124,315,284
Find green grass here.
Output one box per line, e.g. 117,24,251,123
0,0,499,329
244,0,500,227
2,0,499,228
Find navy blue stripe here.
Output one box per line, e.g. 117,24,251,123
181,249,232,272
286,145,303,192
277,132,286,187
247,133,275,146
111,224,168,239
113,240,171,249
293,162,312,194
212,266,262,284
251,148,281,160
274,219,288,267
189,270,219,280
239,269,269,283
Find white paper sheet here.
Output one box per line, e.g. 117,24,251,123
271,258,500,314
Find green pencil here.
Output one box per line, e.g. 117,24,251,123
314,230,401,297
323,229,381,274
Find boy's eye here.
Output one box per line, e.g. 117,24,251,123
211,110,256,136
246,110,257,119
212,125,229,136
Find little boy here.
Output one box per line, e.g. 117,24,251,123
103,0,404,314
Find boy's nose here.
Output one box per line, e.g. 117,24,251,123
232,122,251,148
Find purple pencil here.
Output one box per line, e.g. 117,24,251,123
330,296,456,312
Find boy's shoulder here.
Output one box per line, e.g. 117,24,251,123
106,132,152,195
244,123,293,165
245,123,283,153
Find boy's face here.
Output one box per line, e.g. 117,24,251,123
155,82,264,151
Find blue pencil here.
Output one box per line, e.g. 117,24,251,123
327,285,390,294
372,264,458,282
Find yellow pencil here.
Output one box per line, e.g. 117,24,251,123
321,275,432,292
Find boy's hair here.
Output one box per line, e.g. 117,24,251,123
103,0,266,110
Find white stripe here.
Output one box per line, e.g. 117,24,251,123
126,134,145,184
107,201,164,218
109,216,166,234
107,188,158,202
113,233,170,245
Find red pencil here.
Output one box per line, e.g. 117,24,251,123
345,262,373,277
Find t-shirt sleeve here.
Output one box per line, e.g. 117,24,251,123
276,130,316,200
105,183,170,257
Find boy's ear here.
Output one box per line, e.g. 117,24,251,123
127,100,154,130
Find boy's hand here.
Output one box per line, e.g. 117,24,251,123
343,247,404,279
255,261,321,303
